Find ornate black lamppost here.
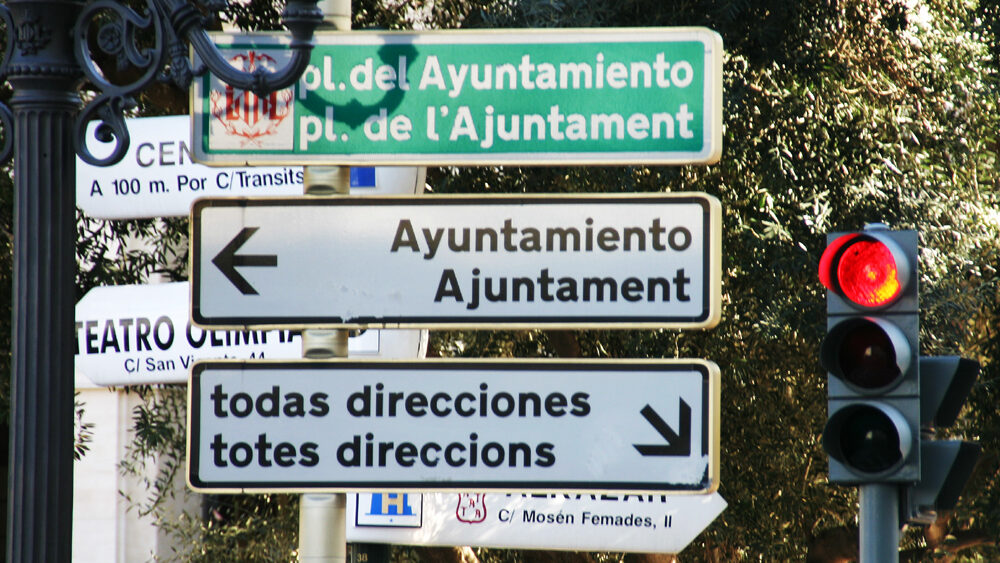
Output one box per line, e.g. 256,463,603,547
0,0,321,558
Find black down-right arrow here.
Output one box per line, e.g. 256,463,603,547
633,400,691,457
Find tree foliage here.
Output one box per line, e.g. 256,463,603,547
2,0,1000,561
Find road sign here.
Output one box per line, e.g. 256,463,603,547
76,116,426,219
190,193,722,329
76,282,427,386
191,28,723,166
347,491,726,554
187,359,720,493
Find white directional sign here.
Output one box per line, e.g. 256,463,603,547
76,282,427,386
347,491,726,554
191,193,722,329
186,359,720,493
76,115,425,219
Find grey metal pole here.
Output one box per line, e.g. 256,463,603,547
858,484,900,563
297,188,349,563
5,0,84,560
299,492,347,563
298,1,351,559
297,0,351,529
298,330,348,563
317,0,350,30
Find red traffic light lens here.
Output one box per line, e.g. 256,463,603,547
819,233,907,308
837,240,901,307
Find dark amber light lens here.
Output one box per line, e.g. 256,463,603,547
839,406,903,473
836,240,901,307
838,322,899,389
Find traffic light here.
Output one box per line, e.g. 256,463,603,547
902,356,981,524
819,227,920,484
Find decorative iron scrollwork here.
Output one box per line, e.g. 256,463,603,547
74,0,164,166
65,0,322,166
0,5,14,164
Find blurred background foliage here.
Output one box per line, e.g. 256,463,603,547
2,0,1000,560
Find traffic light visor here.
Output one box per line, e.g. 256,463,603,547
820,233,907,308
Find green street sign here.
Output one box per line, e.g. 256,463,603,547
192,28,723,166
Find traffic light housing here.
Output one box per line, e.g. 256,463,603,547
819,227,920,484
902,357,981,524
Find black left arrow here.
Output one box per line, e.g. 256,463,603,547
212,227,277,295
632,400,691,457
